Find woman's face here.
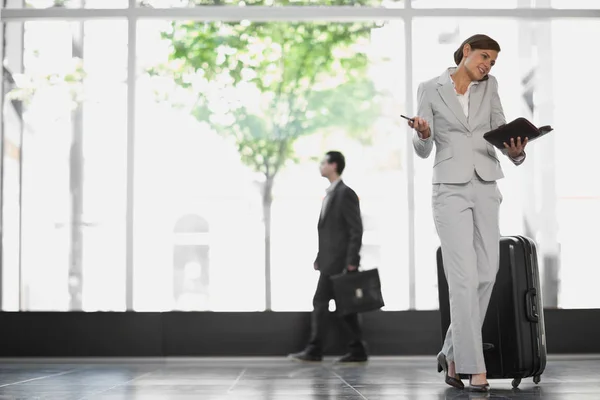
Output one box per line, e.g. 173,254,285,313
463,45,498,80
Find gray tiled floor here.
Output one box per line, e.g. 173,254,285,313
0,355,598,399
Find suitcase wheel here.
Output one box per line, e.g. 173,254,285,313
533,375,541,385
512,378,521,389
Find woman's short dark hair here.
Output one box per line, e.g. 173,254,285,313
453,34,501,65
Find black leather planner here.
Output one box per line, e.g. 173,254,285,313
484,117,553,150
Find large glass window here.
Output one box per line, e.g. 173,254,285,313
5,0,128,8
411,18,525,309
411,0,600,8
412,17,600,310
552,0,600,9
137,0,404,7
2,20,128,311
412,0,520,8
1,21,23,310
1,4,599,312
135,19,408,311
551,19,600,309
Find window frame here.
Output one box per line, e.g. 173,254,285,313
1,0,599,311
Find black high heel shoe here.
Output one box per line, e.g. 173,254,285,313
437,352,464,389
468,375,490,392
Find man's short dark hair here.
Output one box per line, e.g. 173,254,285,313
326,151,345,175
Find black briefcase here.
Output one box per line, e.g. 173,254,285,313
331,268,384,315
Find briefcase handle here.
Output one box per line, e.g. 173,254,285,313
342,266,360,275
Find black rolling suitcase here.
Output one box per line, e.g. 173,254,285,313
436,235,547,388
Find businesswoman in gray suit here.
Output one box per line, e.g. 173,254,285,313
408,34,527,392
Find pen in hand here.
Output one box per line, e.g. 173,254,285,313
401,114,415,123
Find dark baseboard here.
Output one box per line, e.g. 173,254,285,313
0,309,598,357
0,312,164,357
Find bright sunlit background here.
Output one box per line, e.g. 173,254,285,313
1,0,599,312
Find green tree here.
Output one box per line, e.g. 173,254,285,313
152,15,381,310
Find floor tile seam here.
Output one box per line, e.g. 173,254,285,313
329,368,369,400
75,369,159,400
0,368,81,388
227,368,248,393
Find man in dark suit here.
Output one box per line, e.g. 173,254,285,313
288,151,367,364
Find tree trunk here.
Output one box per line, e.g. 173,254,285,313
262,176,274,311
0,19,6,309
68,19,84,311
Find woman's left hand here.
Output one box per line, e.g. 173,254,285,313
503,136,528,158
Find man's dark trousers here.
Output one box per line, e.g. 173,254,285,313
307,272,364,355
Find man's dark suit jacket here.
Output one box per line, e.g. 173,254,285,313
315,180,363,276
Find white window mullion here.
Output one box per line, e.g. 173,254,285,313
1,7,600,22
125,0,136,311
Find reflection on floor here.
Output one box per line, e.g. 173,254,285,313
0,356,598,399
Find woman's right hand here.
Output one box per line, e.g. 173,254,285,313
408,116,431,139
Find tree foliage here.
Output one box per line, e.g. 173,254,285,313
140,0,384,8
150,17,381,178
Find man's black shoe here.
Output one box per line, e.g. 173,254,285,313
334,352,368,364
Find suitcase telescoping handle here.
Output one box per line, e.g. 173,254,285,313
525,288,540,323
